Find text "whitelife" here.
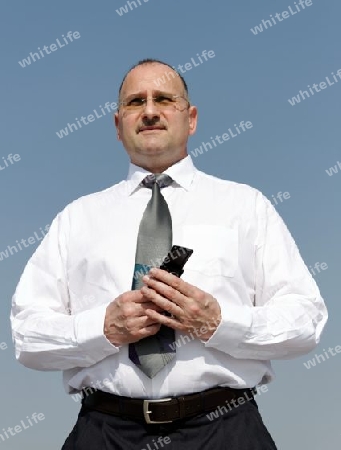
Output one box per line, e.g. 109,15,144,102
18,31,81,68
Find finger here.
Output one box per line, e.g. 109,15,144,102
142,276,187,307
146,268,197,298
126,315,161,331
145,309,185,331
107,323,161,342
137,302,164,314
141,286,184,317
129,292,168,307
132,293,157,303
140,303,164,313
138,323,161,338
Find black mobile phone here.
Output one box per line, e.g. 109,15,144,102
159,245,193,277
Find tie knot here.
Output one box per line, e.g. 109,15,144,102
142,173,173,189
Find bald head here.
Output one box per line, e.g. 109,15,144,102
118,58,189,102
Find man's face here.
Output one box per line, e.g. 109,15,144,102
114,63,197,172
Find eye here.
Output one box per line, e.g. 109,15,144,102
127,97,145,106
154,95,173,104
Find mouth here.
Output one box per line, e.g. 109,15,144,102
138,126,166,133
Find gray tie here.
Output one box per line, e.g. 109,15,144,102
128,173,176,378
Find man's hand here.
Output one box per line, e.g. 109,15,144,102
104,290,164,346
141,268,222,341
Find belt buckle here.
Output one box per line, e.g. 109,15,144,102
143,398,173,424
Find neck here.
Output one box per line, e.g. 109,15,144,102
133,155,186,174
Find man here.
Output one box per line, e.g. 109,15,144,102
11,59,328,450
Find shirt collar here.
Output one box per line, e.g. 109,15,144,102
126,154,197,195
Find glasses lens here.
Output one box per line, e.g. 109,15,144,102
154,96,189,111
173,97,189,111
121,95,189,112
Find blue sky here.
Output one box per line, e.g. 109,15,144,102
1,0,340,448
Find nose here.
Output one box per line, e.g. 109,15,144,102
141,97,160,119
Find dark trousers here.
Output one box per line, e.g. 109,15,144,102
62,398,277,450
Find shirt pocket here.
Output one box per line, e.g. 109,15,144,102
181,225,238,277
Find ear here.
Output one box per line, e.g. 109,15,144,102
188,105,198,136
114,112,121,141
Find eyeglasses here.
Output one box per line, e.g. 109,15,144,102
118,94,190,112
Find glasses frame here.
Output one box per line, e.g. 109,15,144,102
118,94,190,112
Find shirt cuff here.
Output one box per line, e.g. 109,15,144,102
75,303,119,365
203,300,253,356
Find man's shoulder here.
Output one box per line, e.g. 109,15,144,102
196,169,262,199
60,179,129,215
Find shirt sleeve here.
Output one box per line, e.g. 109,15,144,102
204,191,328,360
10,208,119,371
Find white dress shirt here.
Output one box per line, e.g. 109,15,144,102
11,155,328,399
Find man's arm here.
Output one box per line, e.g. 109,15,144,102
204,191,328,359
142,191,328,360
10,210,119,371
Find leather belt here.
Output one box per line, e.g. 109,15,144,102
82,386,256,424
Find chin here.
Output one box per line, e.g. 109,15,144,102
138,145,167,154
